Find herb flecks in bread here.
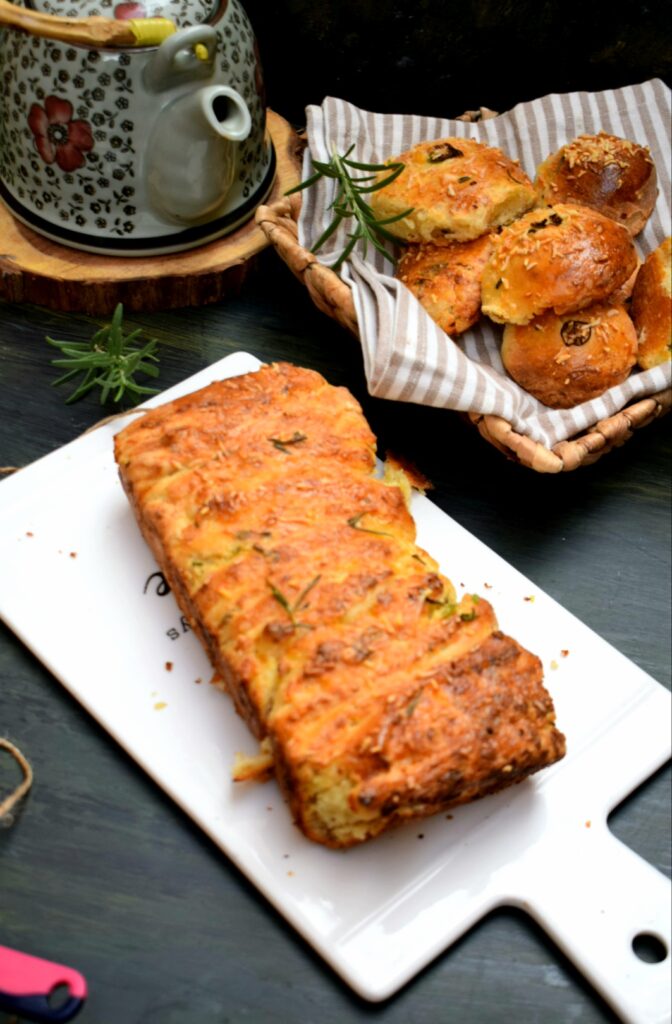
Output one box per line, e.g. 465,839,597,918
370,136,537,244
114,363,566,847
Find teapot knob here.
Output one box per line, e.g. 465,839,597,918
143,24,217,92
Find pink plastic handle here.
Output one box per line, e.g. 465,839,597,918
0,944,87,1022
0,944,87,998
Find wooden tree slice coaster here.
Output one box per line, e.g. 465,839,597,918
0,109,302,315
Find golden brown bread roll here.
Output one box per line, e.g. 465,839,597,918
607,259,641,305
114,363,566,847
501,303,638,407
535,132,658,237
369,136,537,244
481,203,638,325
395,235,495,336
630,237,672,369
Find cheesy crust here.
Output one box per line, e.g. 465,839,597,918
481,203,638,325
115,363,565,847
370,136,538,244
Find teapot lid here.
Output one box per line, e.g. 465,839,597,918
26,0,220,28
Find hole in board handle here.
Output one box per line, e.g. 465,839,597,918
48,982,72,1009
632,932,668,964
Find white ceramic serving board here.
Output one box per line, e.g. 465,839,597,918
0,352,670,1022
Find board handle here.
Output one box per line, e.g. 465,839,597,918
522,824,671,1024
0,944,87,1023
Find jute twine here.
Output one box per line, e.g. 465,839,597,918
0,738,33,824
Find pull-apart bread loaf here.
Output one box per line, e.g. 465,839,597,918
114,363,566,847
369,136,537,244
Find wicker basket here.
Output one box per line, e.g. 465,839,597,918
254,124,671,473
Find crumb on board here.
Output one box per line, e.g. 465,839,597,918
194,677,202,684
561,649,570,658
483,582,492,589
585,820,592,828
165,661,173,671
446,814,453,820
25,531,33,537
524,595,535,602
154,701,167,711
550,660,559,670
69,552,77,559
287,870,295,877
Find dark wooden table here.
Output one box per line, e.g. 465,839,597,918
0,248,670,1024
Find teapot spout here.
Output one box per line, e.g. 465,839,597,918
146,85,252,225
207,87,252,142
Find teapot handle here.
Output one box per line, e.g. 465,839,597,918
0,0,174,47
144,25,218,93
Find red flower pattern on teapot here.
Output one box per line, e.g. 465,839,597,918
28,96,94,172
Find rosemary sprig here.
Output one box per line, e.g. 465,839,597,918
268,431,307,453
347,513,392,537
286,144,413,270
269,575,321,629
46,303,160,405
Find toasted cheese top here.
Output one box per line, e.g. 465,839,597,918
115,362,565,846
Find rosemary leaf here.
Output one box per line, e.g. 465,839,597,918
46,304,160,406
286,146,413,270
294,574,321,611
269,583,294,620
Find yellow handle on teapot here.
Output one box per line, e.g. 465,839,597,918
0,0,176,46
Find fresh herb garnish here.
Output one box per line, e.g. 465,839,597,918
46,303,160,405
286,144,413,270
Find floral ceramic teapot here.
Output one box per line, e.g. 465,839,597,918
0,0,274,255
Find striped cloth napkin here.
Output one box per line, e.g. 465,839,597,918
297,80,671,448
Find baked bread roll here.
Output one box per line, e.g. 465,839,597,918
481,203,638,325
369,136,537,244
535,132,658,237
501,303,638,407
395,234,495,336
114,363,565,847
630,237,672,369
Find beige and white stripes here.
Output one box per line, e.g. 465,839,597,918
298,80,671,447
